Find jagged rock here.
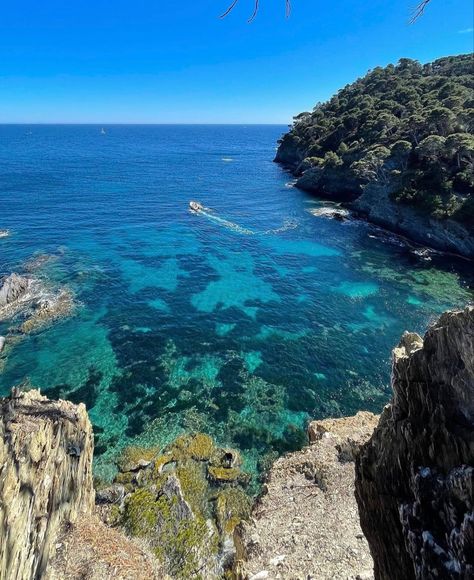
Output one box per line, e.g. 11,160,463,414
355,306,474,580
236,412,379,580
0,273,30,308
0,388,95,580
95,484,126,505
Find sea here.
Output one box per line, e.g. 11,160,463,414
0,124,472,480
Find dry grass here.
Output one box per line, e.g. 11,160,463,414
48,515,167,580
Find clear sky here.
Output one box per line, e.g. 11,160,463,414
0,0,472,124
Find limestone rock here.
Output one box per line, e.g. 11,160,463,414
355,306,474,579
0,388,95,580
0,273,30,308
236,412,378,580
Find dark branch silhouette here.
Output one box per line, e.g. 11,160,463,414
410,0,432,23
220,0,291,22
221,0,432,22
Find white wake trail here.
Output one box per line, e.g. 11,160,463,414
195,208,298,236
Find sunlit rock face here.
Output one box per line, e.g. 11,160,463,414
0,388,94,580
355,306,474,580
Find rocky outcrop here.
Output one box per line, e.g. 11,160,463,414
0,388,95,580
0,273,31,308
355,306,474,580
235,412,379,580
48,515,167,579
351,184,474,259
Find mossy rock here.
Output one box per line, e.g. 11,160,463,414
113,471,135,485
209,447,242,469
169,433,215,462
176,461,208,516
153,453,175,476
122,488,161,537
117,445,160,472
216,488,252,535
208,466,249,485
123,479,218,579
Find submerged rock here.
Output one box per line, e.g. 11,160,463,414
0,388,95,580
355,306,474,580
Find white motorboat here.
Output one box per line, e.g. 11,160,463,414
189,201,204,212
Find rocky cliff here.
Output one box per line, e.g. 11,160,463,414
351,184,474,259
275,55,474,260
235,412,379,580
0,389,94,580
355,306,474,579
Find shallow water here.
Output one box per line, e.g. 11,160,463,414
0,125,472,479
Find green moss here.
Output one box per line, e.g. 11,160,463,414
108,504,122,526
216,488,252,535
176,461,208,516
154,514,217,580
187,433,215,460
117,445,160,472
169,433,215,463
113,471,135,485
122,488,160,537
208,466,242,483
123,479,218,579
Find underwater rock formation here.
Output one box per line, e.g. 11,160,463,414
0,388,94,580
235,412,379,580
355,306,474,580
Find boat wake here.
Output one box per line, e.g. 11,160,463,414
194,207,298,236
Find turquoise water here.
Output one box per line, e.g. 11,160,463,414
0,125,472,479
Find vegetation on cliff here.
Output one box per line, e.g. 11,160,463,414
276,54,473,225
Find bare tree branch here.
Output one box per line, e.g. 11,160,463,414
220,0,292,22
220,0,239,19
221,1,432,22
409,0,432,22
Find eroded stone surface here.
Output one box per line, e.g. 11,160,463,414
236,412,379,580
355,306,474,580
0,388,95,580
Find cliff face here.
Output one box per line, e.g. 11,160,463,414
351,184,474,259
235,412,379,580
355,306,474,580
0,389,94,580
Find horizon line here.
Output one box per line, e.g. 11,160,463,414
0,122,290,126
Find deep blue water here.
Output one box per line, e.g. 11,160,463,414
0,125,472,478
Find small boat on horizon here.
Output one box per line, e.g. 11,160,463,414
189,201,204,212
101,127,106,135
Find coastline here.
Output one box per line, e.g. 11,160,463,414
278,162,474,261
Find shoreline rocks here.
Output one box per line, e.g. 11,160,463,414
355,306,474,580
234,412,379,580
0,273,31,309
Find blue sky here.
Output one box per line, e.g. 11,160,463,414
0,0,472,123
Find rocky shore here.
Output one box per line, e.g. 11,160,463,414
0,266,75,371
276,152,474,260
0,306,472,579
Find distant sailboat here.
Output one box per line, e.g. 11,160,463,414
101,127,106,135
